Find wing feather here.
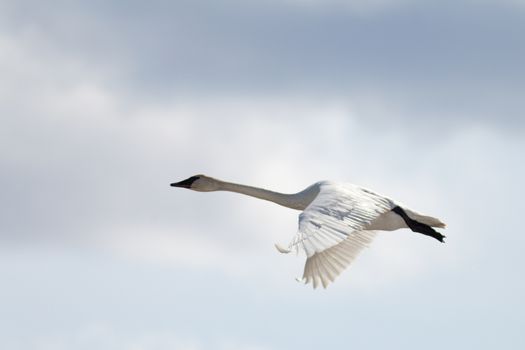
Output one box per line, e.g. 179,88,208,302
301,230,378,288
287,182,393,288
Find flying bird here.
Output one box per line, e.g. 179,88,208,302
170,175,445,289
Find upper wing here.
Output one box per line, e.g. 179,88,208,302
279,182,393,288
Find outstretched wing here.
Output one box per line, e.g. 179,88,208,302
301,230,378,288
279,182,393,289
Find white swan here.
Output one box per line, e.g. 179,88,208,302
171,175,446,289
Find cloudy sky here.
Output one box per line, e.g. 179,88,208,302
1,0,524,349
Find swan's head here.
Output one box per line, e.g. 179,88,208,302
170,174,220,192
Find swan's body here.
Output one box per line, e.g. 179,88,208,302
171,175,445,288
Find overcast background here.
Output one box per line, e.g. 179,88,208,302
1,0,525,349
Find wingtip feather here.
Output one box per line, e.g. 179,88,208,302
275,243,291,254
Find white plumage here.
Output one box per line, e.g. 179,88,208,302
171,175,445,289
280,182,392,288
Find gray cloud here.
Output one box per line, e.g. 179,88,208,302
1,0,524,128
1,0,524,262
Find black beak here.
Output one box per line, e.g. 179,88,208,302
170,176,200,189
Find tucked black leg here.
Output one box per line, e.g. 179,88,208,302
391,206,445,243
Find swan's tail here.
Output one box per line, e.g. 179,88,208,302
402,208,446,228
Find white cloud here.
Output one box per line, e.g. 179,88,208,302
100,225,252,273
21,322,269,350
1,35,520,288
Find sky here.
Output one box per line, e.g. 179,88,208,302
1,0,525,349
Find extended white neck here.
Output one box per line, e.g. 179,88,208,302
215,180,318,211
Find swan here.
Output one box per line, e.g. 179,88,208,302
170,175,446,289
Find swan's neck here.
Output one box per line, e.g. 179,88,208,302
216,180,318,211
